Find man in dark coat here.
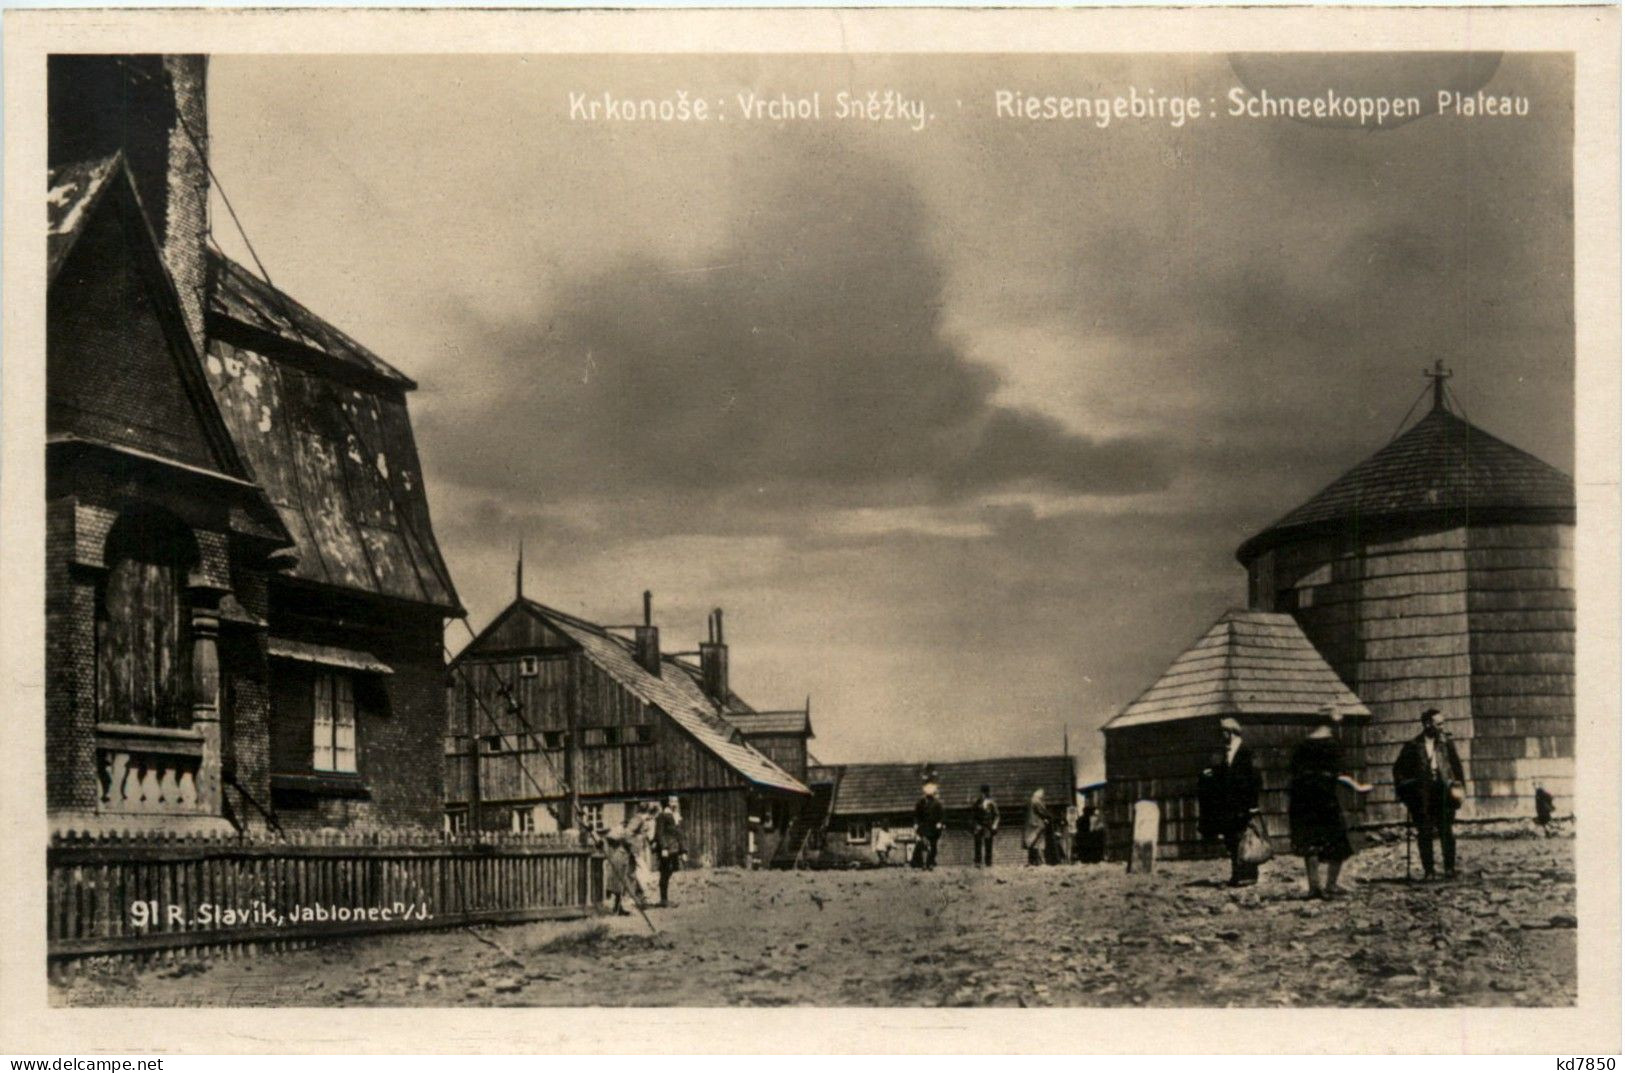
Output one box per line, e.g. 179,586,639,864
1206,717,1263,886
914,780,946,870
1392,707,1466,879
971,785,1001,867
652,795,686,905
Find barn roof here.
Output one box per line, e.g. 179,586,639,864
209,253,415,388
200,257,460,612
722,709,812,737
496,599,809,796
828,755,1076,817
1105,609,1369,730
1238,405,1574,563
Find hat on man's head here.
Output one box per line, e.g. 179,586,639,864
1420,707,1442,721
1218,717,1243,735
980,784,991,795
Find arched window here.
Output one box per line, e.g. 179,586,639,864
96,508,198,728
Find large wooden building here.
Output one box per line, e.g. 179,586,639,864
444,596,809,867
1101,610,1370,859
809,755,1078,867
1235,381,1574,823
46,55,460,836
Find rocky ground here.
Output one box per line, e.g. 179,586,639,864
55,829,1575,1008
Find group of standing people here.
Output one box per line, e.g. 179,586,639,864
600,795,686,915
910,781,1067,869
1202,706,1466,897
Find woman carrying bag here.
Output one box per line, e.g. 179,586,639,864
1207,717,1266,887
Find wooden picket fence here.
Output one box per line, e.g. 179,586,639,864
47,828,605,963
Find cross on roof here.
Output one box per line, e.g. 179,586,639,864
1426,359,1453,412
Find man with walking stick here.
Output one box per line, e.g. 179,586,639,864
1393,707,1466,881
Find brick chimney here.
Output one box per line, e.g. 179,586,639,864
48,54,211,354
633,590,661,677
700,609,729,706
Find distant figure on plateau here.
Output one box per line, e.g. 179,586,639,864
601,818,645,916
1288,711,1368,899
628,801,658,893
1201,717,1263,887
653,795,686,906
873,826,897,865
972,784,1001,867
1392,707,1466,879
1023,787,1053,865
914,780,946,870
1535,785,1556,835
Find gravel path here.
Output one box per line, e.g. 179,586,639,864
55,831,1575,1008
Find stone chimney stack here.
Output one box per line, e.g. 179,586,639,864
48,54,211,353
633,591,661,677
700,609,729,706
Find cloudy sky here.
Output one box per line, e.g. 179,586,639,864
207,52,1573,777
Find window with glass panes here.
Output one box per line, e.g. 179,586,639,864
312,672,358,773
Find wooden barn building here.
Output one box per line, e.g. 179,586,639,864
1100,610,1370,859
46,55,461,836
809,755,1077,867
444,595,810,867
1236,375,1575,823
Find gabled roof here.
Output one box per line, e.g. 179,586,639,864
726,709,813,737
827,755,1076,817
48,154,121,282
201,258,460,612
47,153,290,548
1238,406,1574,563
459,599,808,796
209,252,415,388
1105,609,1369,730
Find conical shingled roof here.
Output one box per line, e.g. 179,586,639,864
1104,610,1369,730
1236,406,1574,563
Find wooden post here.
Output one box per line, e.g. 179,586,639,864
187,587,227,817
1128,799,1159,874
565,654,582,835
466,674,482,833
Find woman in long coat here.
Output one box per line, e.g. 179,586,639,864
1288,711,1369,898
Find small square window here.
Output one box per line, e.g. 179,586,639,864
845,821,871,845
444,810,468,834
577,802,604,831
481,735,505,754
512,806,536,833
542,731,568,751
631,725,654,744
519,656,539,677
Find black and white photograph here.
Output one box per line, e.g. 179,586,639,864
1,5,1619,1055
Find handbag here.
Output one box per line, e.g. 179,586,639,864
1238,814,1274,865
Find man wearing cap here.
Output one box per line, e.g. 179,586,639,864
1211,717,1263,886
1392,707,1467,879
914,780,946,870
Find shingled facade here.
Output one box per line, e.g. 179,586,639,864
1101,610,1370,858
1236,388,1575,824
46,55,460,835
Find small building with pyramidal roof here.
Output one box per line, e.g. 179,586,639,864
1102,609,1369,860
1235,365,1575,824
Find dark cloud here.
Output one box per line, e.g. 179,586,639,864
418,150,1174,506
214,52,1574,769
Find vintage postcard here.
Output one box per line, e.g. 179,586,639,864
1,5,1618,1056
